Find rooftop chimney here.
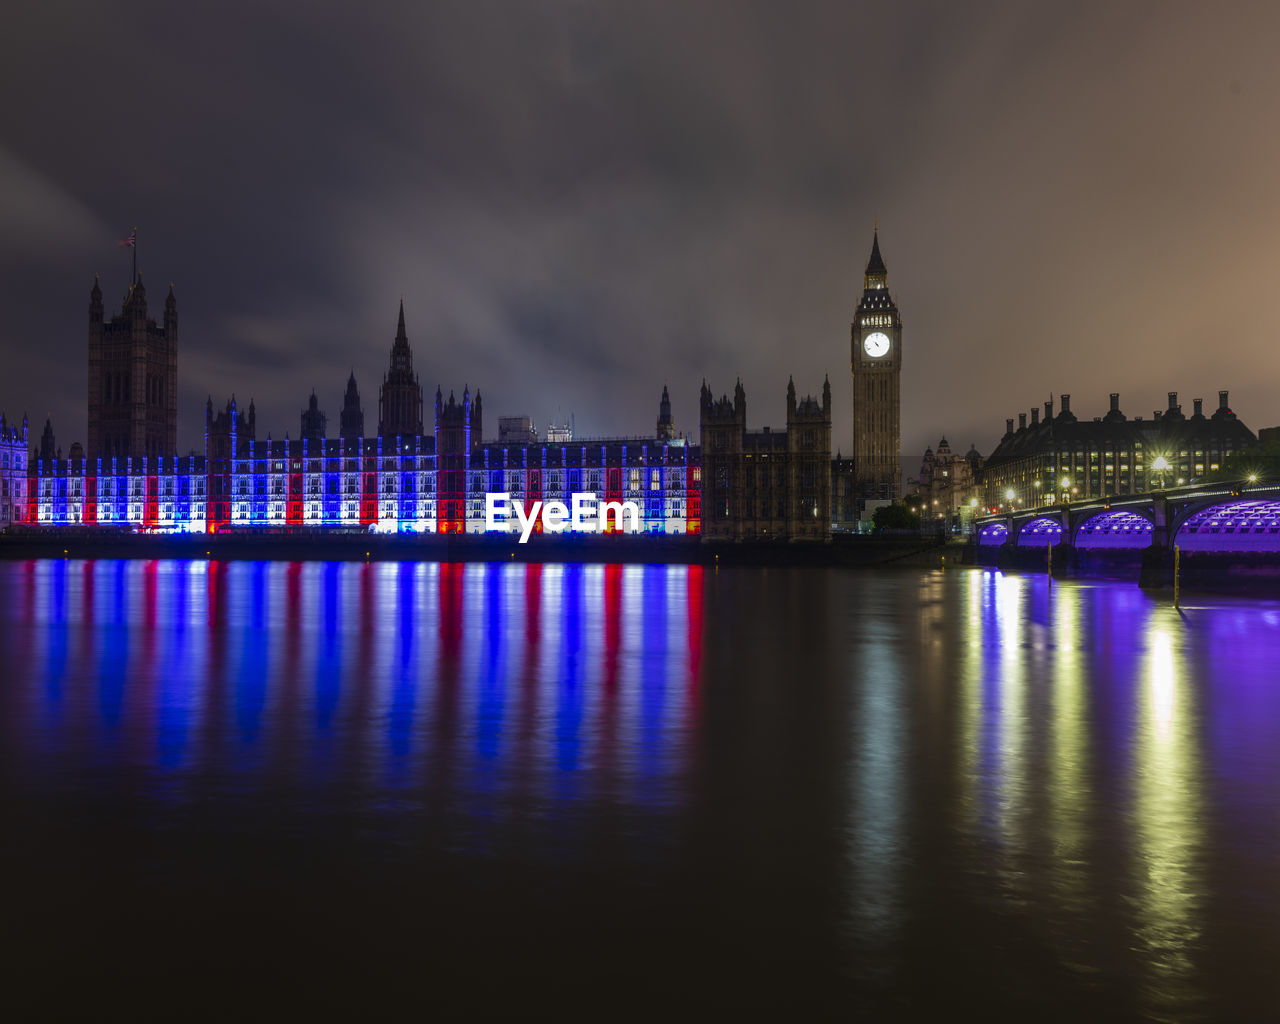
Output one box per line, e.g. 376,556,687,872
1005,418,1014,436
1044,400,1052,421
1168,391,1178,412
1193,398,1203,417
1110,393,1119,413
1219,390,1229,410
1019,413,1027,430
1061,394,1071,414
1031,408,1039,426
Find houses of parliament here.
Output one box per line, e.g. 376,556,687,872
1,233,905,537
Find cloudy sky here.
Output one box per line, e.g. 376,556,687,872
2,0,1278,463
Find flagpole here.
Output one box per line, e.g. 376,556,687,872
132,225,137,281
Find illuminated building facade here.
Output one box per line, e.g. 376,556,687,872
1,414,28,527
699,376,831,540
979,390,1258,510
29,446,207,529
19,387,699,537
917,438,983,520
4,290,882,539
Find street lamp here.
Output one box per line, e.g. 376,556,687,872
1151,455,1171,489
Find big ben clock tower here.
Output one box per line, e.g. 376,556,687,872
851,228,902,501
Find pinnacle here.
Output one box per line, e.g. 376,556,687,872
865,228,887,277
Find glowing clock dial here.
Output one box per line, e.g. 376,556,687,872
863,331,890,357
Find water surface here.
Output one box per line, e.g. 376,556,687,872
2,559,1279,1019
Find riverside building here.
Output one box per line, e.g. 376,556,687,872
9,242,917,542
20,304,704,536
978,391,1258,510
1,414,29,528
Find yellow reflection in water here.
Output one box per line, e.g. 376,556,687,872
1045,583,1092,963
994,573,1028,878
957,571,991,839
957,571,1030,880
1133,621,1204,1010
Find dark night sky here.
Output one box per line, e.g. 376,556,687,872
2,0,1278,462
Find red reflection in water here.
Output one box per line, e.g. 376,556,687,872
432,562,466,793
603,563,623,691
686,564,704,697
440,561,464,668
356,561,375,685
207,560,227,630
79,560,96,681
598,564,624,798
525,563,542,644
515,564,543,799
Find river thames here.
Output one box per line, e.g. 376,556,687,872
2,558,1279,1019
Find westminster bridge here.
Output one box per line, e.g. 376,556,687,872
971,478,1280,590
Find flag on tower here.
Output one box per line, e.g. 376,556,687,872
118,229,136,249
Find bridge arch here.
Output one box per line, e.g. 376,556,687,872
1074,508,1154,549
1173,499,1280,552
1017,516,1062,547
977,521,1008,546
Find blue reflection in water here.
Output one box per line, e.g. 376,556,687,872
11,560,1280,1016
556,564,586,789
475,562,506,767
639,565,669,796
98,561,130,731
0,560,705,811
43,559,68,709
234,563,269,748
155,562,193,769
386,562,417,769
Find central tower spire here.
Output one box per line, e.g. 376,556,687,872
379,301,424,438
864,227,888,289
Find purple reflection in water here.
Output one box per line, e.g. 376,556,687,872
3,561,1280,1018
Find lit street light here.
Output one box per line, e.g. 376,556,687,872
1151,455,1171,489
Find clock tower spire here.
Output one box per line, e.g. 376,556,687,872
850,227,902,502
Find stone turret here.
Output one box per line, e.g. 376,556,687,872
378,300,424,438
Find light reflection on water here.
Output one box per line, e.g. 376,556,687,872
3,560,1280,1017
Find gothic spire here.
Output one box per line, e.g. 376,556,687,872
865,228,887,278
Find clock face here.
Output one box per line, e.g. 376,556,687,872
864,331,890,358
